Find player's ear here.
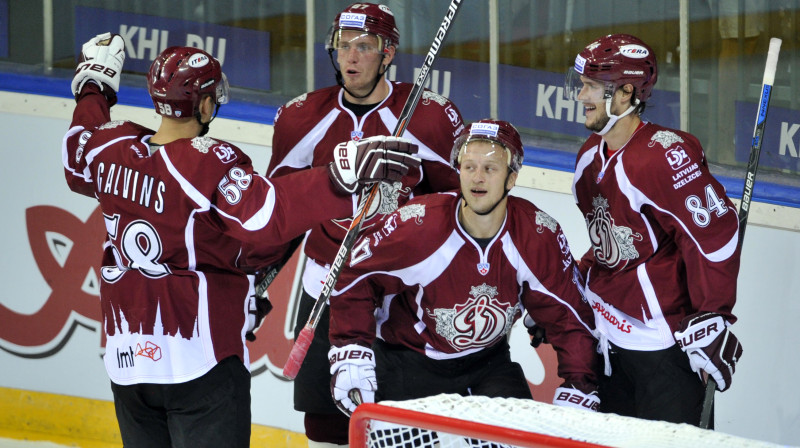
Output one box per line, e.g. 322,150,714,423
506,171,518,190
382,45,396,70
200,95,215,119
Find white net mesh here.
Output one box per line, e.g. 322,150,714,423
352,394,784,448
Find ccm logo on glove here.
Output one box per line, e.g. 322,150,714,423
329,348,373,364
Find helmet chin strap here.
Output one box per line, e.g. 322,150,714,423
595,97,639,136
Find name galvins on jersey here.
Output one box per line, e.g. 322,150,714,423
63,86,354,385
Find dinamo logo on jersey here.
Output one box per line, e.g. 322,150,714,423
333,181,411,231
428,283,516,351
586,195,642,269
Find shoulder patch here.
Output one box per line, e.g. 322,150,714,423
397,203,426,225
535,210,558,234
421,90,447,107
191,136,219,153
286,93,308,109
648,130,684,149
97,120,126,130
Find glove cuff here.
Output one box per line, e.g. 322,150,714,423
328,344,375,374
553,386,600,411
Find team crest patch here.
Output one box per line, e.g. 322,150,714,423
648,130,684,149
535,210,557,234
587,195,642,268
191,136,218,153
428,283,516,350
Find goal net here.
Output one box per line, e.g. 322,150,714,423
349,394,781,448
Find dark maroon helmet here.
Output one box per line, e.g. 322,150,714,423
451,119,524,173
565,34,658,103
326,3,400,52
147,46,229,118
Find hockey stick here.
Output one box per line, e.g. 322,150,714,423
282,0,463,380
699,37,782,430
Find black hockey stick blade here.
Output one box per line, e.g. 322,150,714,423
283,0,464,380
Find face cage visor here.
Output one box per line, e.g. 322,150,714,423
563,66,617,103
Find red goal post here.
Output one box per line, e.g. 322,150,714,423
349,394,781,448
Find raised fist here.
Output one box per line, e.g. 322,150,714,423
328,136,421,194
71,32,126,98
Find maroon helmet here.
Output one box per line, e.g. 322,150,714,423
451,119,524,173
565,34,658,103
326,3,400,52
147,46,229,118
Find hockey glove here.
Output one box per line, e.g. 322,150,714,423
553,382,599,412
72,32,125,99
245,286,273,342
328,136,421,194
523,312,547,348
674,312,743,392
329,344,377,416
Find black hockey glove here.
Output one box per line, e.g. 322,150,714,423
523,312,547,348
245,283,273,342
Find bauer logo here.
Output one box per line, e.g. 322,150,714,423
339,13,367,28
470,122,499,137
574,55,586,74
620,44,649,59
188,53,209,68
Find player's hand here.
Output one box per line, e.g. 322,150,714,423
674,312,743,391
328,344,377,416
245,284,273,342
523,312,547,348
72,32,125,98
553,381,599,411
328,136,421,194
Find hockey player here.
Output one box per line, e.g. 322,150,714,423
264,3,464,446
564,34,743,426
63,33,420,448
327,120,600,416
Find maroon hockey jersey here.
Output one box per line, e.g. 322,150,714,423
267,80,463,298
572,122,740,352
62,85,355,385
330,193,598,386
